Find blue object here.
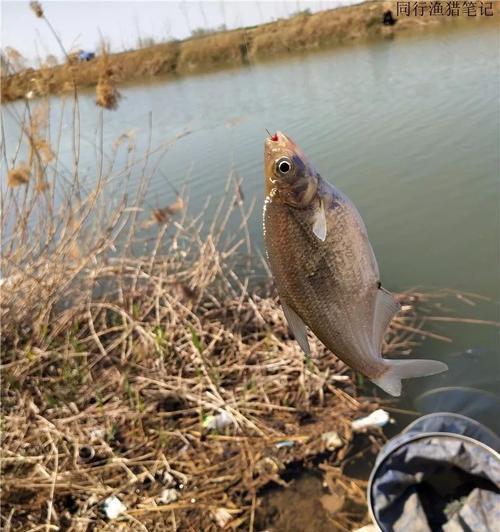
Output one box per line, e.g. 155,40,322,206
78,51,95,62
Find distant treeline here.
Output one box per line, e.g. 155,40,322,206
2,2,496,102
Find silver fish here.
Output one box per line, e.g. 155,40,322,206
263,131,447,396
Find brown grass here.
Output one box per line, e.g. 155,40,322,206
2,99,382,527
7,164,31,187
29,1,44,18
4,1,497,102
96,71,122,110
177,30,247,73
2,95,496,531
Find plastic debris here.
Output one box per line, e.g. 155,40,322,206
79,50,95,62
89,428,106,441
352,409,390,431
158,488,179,504
203,410,235,431
321,431,343,451
257,456,279,476
102,495,126,519
159,470,175,486
78,445,95,461
213,507,233,528
275,440,295,449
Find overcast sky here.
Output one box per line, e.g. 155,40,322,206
2,1,360,64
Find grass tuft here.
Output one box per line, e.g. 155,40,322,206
7,164,31,187
29,1,44,18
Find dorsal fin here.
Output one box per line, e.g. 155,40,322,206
282,301,311,356
373,286,401,353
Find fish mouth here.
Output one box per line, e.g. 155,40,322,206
266,129,279,142
265,131,304,166
265,130,288,147
264,131,291,162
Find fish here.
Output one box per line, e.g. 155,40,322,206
262,131,447,396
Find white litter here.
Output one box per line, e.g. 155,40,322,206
203,410,235,431
102,495,126,519
160,470,175,486
158,488,178,505
89,428,106,441
321,431,343,451
213,507,233,528
352,409,391,432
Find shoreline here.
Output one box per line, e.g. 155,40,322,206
2,2,498,103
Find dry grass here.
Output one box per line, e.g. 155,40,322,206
177,30,247,73
29,1,44,18
2,90,377,529
2,98,494,531
248,3,378,59
7,164,31,187
96,70,122,110
1,105,378,528
4,1,497,102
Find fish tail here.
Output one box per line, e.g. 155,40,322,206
373,359,448,397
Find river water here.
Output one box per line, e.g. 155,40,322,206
3,24,499,421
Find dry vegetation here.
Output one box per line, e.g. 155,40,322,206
2,93,384,530
3,1,497,102
2,93,495,532
177,30,247,73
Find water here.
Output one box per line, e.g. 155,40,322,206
3,25,499,416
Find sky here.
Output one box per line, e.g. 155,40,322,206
1,0,360,65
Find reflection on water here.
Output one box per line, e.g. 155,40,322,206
3,25,499,414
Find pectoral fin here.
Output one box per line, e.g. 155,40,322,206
312,198,327,241
373,286,401,353
282,302,311,356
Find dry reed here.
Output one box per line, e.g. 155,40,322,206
96,67,122,111
29,1,44,18
7,164,31,187
2,115,492,529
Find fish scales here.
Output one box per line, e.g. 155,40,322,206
262,131,448,396
264,191,383,378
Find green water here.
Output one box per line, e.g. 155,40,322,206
3,25,499,414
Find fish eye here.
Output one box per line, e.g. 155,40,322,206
276,157,293,175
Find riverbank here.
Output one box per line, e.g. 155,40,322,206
2,122,461,529
0,204,451,531
3,1,497,102
1,165,480,529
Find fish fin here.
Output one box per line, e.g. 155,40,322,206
282,302,311,356
373,287,401,353
373,359,448,397
312,198,327,241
